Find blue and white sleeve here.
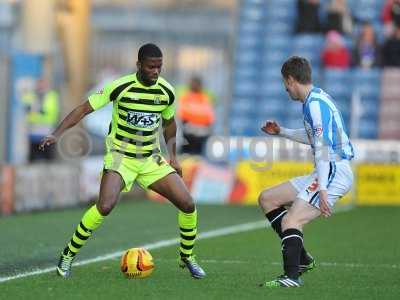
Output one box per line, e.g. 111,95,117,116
309,100,332,190
279,127,310,145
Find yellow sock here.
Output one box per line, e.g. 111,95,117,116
178,210,197,258
65,205,104,256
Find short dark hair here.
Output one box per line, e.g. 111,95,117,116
281,56,312,84
138,43,163,62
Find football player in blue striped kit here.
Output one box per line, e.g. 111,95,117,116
258,56,354,288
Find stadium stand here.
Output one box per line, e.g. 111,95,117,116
231,0,388,139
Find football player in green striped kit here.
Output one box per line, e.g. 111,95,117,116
40,43,206,279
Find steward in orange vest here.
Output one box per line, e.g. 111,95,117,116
178,77,215,154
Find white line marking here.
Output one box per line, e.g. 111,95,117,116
153,258,400,270
193,259,400,270
0,220,266,284
0,204,354,284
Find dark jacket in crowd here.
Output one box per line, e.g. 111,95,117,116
382,36,400,66
295,0,322,33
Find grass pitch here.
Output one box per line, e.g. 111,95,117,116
0,200,399,299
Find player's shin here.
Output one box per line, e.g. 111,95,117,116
178,209,197,258
265,206,287,238
178,209,206,278
266,207,311,266
281,228,303,280
63,205,105,256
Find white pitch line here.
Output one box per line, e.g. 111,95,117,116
0,205,355,284
187,259,400,270
0,220,267,284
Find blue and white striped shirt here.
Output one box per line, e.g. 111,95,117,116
303,87,354,189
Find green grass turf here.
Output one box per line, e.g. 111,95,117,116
0,201,399,299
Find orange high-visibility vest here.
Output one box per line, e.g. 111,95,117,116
178,91,215,126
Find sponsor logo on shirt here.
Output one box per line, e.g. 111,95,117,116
126,111,160,129
313,126,323,137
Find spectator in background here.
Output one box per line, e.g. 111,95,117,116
382,24,400,66
295,0,322,34
22,78,59,161
352,22,381,68
321,30,351,69
382,0,400,37
178,76,215,155
324,0,353,35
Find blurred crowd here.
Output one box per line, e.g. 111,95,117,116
296,0,400,69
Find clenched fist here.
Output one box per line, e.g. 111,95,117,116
39,135,57,151
261,120,281,135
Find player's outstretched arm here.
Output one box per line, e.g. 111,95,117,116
279,127,310,145
261,120,310,145
39,101,94,150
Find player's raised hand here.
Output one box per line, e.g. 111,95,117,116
319,190,331,217
261,120,281,135
39,134,57,151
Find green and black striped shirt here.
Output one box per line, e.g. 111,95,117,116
88,73,175,158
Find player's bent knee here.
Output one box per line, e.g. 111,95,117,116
183,202,195,214
258,190,277,211
97,201,116,216
257,192,266,207
179,198,195,214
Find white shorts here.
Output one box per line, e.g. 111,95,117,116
289,160,354,209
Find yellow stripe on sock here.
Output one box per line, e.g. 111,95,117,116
178,210,197,257
82,205,105,231
65,205,105,256
72,235,86,246
180,248,193,256
178,210,197,228
77,226,91,238
181,238,195,245
67,242,80,253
